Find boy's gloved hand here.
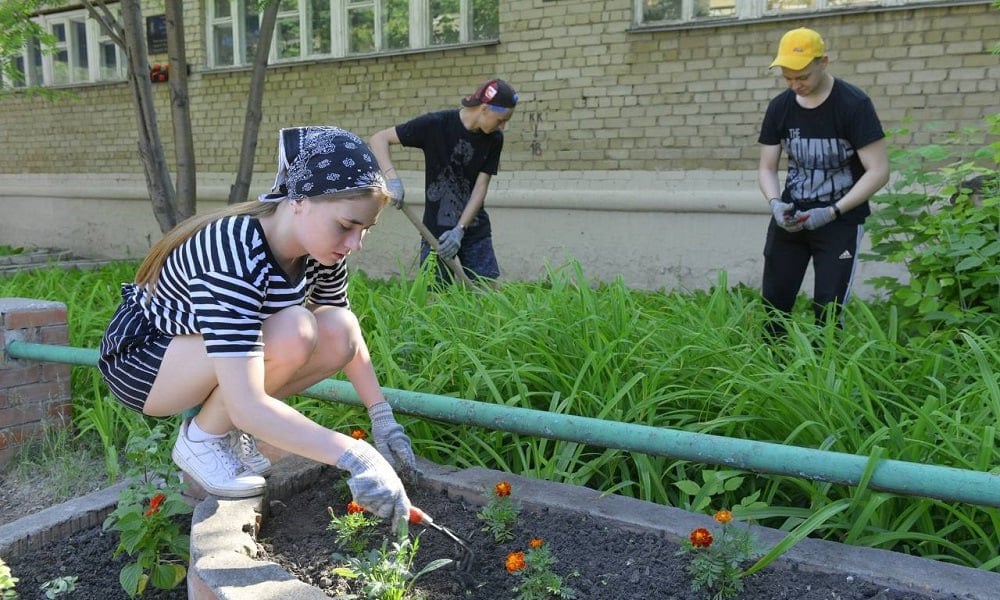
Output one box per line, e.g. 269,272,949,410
368,402,417,473
386,179,405,209
336,441,411,532
795,206,836,230
770,199,803,232
437,225,464,259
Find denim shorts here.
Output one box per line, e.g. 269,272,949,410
420,235,500,284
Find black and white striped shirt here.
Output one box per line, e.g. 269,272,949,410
131,215,349,357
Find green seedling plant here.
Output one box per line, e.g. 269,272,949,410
102,425,192,597
328,502,382,555
477,481,521,543
0,558,17,599
677,509,761,600
506,538,578,600
331,533,452,600
39,576,78,598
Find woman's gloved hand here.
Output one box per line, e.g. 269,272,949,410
368,402,417,474
335,440,411,532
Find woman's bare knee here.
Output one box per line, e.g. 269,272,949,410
263,305,319,368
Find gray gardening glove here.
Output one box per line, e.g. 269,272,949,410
795,206,836,231
770,199,803,232
386,178,405,209
336,441,411,532
437,225,465,260
368,402,417,474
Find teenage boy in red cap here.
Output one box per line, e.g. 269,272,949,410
757,27,889,336
369,78,518,284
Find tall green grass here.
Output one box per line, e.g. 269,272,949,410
1,260,997,570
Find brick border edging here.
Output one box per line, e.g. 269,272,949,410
0,480,129,558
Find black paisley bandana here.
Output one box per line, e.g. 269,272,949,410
259,126,386,202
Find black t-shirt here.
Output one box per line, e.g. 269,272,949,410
395,109,503,240
758,78,885,224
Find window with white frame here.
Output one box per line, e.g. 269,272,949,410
3,4,125,88
207,0,499,67
640,0,937,25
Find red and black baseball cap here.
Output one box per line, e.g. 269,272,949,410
461,78,518,109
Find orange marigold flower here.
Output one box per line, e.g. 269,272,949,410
346,501,365,514
145,493,167,517
495,481,512,497
505,551,526,573
351,428,367,440
690,527,713,548
714,509,733,524
528,537,544,549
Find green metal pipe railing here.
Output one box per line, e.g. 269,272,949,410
7,340,1000,508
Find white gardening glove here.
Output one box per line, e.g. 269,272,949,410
335,441,411,532
770,199,803,232
368,402,417,474
437,225,465,259
795,206,836,231
386,179,405,209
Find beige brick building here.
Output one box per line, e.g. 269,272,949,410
1,0,997,292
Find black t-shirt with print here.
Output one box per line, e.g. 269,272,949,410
395,109,503,241
758,78,885,224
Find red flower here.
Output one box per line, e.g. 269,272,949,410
495,481,512,497
351,428,367,440
690,527,713,548
714,509,733,524
145,493,166,517
346,501,365,514
505,551,526,573
528,537,544,549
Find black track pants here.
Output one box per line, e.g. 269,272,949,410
761,218,864,326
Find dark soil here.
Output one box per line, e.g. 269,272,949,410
4,523,187,600
256,466,969,600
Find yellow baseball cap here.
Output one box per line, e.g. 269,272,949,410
769,27,825,70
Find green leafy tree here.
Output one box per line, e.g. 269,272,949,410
865,115,999,335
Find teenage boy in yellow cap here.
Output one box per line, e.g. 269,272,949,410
369,78,518,284
757,27,889,336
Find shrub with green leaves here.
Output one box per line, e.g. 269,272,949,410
865,114,999,334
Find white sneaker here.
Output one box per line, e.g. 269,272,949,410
230,430,272,476
171,420,266,498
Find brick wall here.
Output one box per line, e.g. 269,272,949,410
0,1,996,176
0,299,72,468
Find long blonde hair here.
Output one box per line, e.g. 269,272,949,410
135,189,389,294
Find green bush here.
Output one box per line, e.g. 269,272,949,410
865,114,999,335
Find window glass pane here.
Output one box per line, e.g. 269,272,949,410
214,23,234,65
245,8,261,61
214,0,231,18
100,40,118,79
471,0,498,40
644,0,682,22
52,22,66,43
276,18,301,58
382,0,409,50
72,19,88,80
13,55,27,87
348,7,375,54
768,0,815,10
429,0,460,45
702,0,735,17
311,0,331,54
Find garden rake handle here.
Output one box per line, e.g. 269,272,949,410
409,507,463,545
398,204,476,288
